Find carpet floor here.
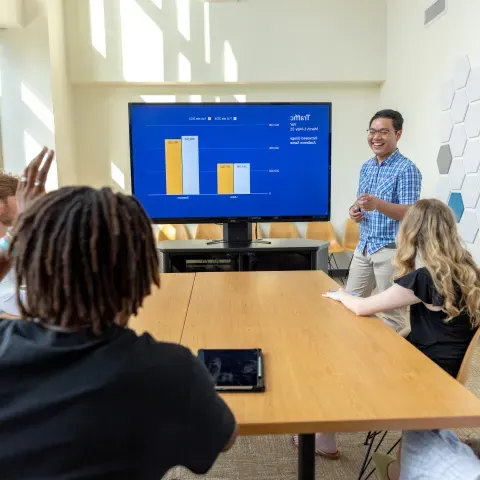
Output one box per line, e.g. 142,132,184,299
164,347,480,480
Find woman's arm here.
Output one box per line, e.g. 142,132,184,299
324,284,421,316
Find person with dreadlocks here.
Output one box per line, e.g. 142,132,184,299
0,148,237,479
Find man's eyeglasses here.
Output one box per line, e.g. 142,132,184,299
367,128,397,137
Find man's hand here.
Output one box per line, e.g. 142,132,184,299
358,193,379,212
16,147,55,216
349,205,364,223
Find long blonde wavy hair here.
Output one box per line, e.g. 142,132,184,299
394,198,480,327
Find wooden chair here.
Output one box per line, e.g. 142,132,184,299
268,222,300,239
157,224,189,241
195,224,223,240
306,221,344,274
342,219,360,280
252,223,264,240
343,218,360,252
360,327,480,479
456,326,480,385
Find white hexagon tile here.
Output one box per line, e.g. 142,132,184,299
465,101,480,138
440,79,456,111
459,209,479,244
450,124,468,157
454,54,471,90
461,175,480,208
451,90,469,123
467,67,480,103
439,111,454,143
449,158,466,190
463,139,480,173
436,175,451,203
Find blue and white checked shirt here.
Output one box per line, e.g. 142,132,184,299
357,150,422,255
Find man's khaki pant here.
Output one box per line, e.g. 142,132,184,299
346,248,406,332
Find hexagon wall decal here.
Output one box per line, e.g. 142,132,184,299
454,54,471,90
461,175,480,208
465,101,480,138
467,67,480,103
439,111,454,143
450,124,468,157
435,175,450,203
459,209,479,244
449,158,466,190
440,79,456,111
448,192,464,223
451,90,469,123
437,144,453,174
463,139,480,173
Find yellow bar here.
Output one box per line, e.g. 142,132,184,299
217,164,234,194
165,139,183,194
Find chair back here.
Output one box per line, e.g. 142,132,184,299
253,223,264,240
195,224,223,240
158,224,189,241
268,222,300,239
456,326,480,385
306,221,344,252
343,219,360,252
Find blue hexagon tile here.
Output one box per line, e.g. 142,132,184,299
448,192,464,223
459,210,479,244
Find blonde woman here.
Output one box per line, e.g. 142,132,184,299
322,198,480,479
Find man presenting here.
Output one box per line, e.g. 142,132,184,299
348,109,422,332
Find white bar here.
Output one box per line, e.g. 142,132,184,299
181,136,200,194
234,163,250,194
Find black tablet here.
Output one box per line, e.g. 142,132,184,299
198,348,265,392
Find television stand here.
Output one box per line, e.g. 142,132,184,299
206,222,271,246
158,238,329,274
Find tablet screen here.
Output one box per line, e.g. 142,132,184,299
201,349,259,387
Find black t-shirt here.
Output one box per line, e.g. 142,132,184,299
0,320,235,480
395,267,477,377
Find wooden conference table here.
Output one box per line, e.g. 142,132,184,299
131,271,480,480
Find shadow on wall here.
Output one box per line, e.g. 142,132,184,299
77,0,243,192
83,0,239,83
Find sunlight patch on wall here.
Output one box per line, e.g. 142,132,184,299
234,94,246,103
223,41,238,82
178,52,191,82
215,96,221,103
120,0,164,81
152,0,162,8
176,0,190,41
111,162,125,190
189,95,202,103
204,2,211,64
21,83,55,132
89,0,107,58
140,95,176,103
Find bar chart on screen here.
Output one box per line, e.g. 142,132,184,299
164,136,254,196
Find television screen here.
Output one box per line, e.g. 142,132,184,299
129,102,331,223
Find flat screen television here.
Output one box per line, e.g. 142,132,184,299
129,102,331,241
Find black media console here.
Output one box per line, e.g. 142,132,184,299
157,239,329,274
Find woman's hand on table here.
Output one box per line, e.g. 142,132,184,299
323,288,348,301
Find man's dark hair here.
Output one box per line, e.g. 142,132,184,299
369,109,404,132
10,186,160,334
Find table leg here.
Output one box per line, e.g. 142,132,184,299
298,433,315,480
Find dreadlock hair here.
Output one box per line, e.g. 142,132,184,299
9,186,160,334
